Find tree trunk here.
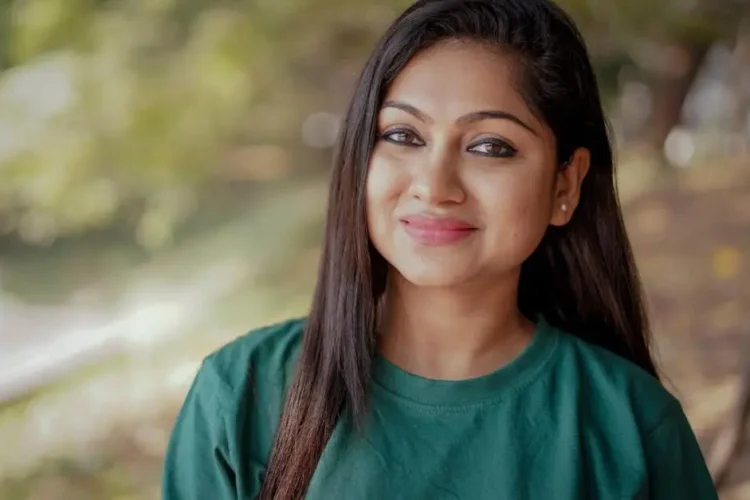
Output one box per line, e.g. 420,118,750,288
640,42,710,166
729,17,750,133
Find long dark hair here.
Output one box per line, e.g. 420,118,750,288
260,0,657,497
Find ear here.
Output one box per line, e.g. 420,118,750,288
549,147,591,227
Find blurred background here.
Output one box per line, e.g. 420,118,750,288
0,0,748,498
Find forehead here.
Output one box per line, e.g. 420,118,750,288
383,40,538,126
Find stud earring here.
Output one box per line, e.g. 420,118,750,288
561,203,568,212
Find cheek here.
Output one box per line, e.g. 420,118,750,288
475,168,554,252
365,154,406,234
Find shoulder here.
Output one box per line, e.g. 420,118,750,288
164,319,306,496
548,325,717,498
552,324,680,434
197,317,306,405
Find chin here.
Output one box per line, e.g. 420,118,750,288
393,262,476,288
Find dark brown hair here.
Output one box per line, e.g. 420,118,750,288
260,0,657,498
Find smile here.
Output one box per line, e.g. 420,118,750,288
399,215,478,246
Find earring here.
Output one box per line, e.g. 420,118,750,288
561,203,568,212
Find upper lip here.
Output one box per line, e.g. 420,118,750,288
399,214,477,231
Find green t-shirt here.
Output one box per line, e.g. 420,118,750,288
162,317,718,499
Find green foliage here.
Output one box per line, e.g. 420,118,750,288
0,0,405,248
563,0,741,53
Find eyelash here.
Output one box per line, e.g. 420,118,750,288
381,128,423,147
379,128,518,159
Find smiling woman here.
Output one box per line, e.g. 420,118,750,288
162,1,718,499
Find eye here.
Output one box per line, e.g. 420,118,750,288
467,138,517,158
380,128,424,147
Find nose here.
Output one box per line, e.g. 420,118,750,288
408,143,466,205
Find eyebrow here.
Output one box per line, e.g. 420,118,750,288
381,100,539,136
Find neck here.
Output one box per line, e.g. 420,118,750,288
378,269,535,380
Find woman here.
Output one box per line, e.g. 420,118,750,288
163,0,718,498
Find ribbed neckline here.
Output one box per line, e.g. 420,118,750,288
371,316,559,407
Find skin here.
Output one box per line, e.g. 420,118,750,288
366,40,591,380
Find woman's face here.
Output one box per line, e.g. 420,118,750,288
366,40,587,288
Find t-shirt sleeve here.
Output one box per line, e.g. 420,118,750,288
162,361,237,499
644,401,718,500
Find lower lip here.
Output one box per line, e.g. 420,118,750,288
401,222,477,245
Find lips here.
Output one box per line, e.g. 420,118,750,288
399,214,477,245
